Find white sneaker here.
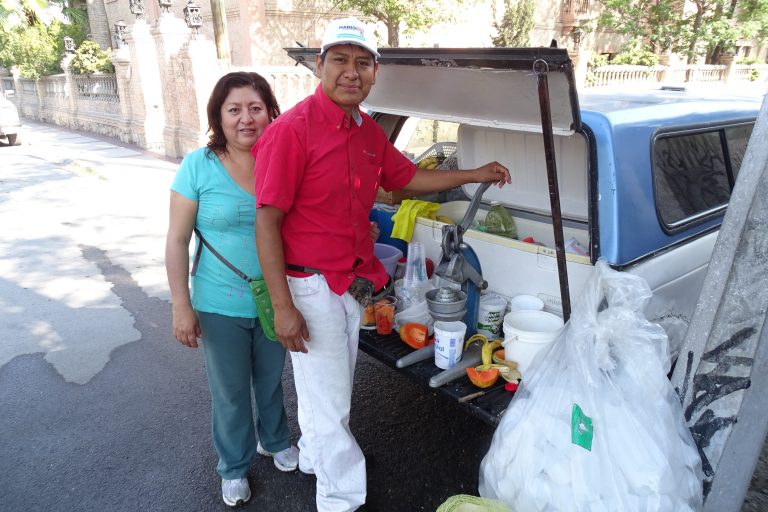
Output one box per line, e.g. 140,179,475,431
221,478,251,507
257,441,299,472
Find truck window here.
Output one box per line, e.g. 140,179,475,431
394,118,459,167
725,124,754,182
653,122,754,229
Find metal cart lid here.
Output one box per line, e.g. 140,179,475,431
285,47,581,136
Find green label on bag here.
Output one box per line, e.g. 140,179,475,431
571,403,593,451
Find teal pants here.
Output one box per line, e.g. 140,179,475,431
198,312,291,479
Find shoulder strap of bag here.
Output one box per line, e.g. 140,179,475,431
191,227,251,282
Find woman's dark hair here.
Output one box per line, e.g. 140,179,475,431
206,71,281,155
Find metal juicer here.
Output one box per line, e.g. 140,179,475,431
435,182,491,337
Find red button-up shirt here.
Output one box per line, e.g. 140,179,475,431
253,85,417,296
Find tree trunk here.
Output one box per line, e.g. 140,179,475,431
687,6,703,64
387,20,399,47
210,0,231,61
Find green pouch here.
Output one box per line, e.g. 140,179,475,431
249,277,277,342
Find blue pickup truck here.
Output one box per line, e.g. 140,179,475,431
288,47,761,424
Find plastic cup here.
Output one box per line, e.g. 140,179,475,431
374,296,398,335
361,303,377,330
403,241,428,289
434,320,468,369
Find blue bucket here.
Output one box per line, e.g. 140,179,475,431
369,208,408,254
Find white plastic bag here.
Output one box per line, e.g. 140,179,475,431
479,260,703,511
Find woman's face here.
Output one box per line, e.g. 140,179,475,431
220,86,271,151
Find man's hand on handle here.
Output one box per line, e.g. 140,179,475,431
474,161,512,188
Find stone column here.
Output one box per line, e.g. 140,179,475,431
720,52,736,84
176,36,223,156
110,44,134,144
151,13,191,158
240,0,268,66
60,54,77,129
124,19,166,153
568,49,591,90
658,53,670,84
10,66,21,108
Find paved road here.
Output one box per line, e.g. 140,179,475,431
0,121,766,511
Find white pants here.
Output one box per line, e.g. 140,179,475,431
287,274,365,512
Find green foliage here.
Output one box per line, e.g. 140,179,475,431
492,0,535,47
587,53,609,69
612,46,659,66
69,40,114,75
0,1,89,78
599,0,768,64
0,18,63,78
597,0,681,53
737,56,761,64
737,0,768,44
334,0,464,47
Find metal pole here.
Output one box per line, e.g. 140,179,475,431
534,60,571,322
672,94,768,510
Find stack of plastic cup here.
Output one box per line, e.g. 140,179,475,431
403,241,428,288
400,241,430,310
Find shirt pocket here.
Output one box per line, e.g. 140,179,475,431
355,152,382,206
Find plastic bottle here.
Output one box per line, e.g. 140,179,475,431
484,201,517,239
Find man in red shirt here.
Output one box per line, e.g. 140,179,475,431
254,16,510,512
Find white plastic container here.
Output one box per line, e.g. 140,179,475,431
374,243,403,279
434,321,467,369
476,294,507,340
502,310,563,375
508,294,545,312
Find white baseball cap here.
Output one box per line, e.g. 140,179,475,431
321,17,380,59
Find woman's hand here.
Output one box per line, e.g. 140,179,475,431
274,306,310,353
172,302,201,348
474,161,511,188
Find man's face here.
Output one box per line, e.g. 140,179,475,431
316,44,377,115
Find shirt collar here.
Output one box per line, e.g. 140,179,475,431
314,84,363,128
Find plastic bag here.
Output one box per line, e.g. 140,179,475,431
436,494,512,512
479,259,703,511
483,202,517,239
249,277,277,341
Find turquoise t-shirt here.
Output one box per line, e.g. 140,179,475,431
172,147,259,318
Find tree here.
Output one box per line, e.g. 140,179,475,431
597,0,684,54
491,0,535,47
333,0,466,47
0,0,88,78
69,39,114,75
598,0,768,64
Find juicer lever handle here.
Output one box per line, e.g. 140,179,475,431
458,182,492,232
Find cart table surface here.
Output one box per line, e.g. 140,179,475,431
358,329,514,426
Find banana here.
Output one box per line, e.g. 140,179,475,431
417,156,440,169
465,334,521,382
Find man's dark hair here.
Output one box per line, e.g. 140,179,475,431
206,72,281,155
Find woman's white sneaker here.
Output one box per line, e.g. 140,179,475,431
256,441,299,472
221,478,251,507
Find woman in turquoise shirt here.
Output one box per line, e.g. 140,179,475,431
165,72,296,507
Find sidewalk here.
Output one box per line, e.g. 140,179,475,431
20,118,181,183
